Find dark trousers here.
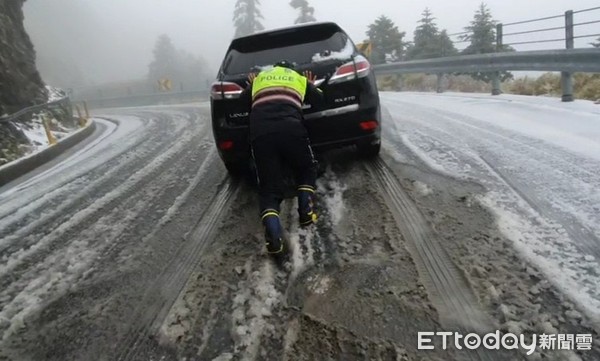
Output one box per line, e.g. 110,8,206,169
251,133,317,213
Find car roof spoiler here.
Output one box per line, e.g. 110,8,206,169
230,22,343,53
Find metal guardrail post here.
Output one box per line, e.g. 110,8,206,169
491,24,504,95
436,73,444,93
83,101,90,119
42,114,57,145
561,10,575,102
75,104,85,127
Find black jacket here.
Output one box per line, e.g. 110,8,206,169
240,79,324,141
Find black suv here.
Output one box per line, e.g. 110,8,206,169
210,22,381,175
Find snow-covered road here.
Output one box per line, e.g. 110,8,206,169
1,96,600,361
0,104,231,360
382,92,600,324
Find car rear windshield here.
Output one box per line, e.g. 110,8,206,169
222,25,351,75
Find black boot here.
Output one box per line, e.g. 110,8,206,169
261,209,285,254
297,185,317,227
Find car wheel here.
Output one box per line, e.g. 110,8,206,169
357,142,381,158
224,162,245,178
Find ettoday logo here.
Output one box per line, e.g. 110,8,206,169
418,331,593,355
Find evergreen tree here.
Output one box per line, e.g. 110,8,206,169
461,3,496,55
148,35,178,82
438,30,458,57
408,8,439,59
592,37,600,48
366,15,406,64
290,0,316,24
148,35,211,90
461,3,512,82
407,8,458,60
233,0,264,38
177,50,211,91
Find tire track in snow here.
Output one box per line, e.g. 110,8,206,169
0,115,149,221
0,134,214,344
384,97,600,258
0,112,205,250
117,177,239,361
479,155,600,260
0,124,200,278
367,158,497,361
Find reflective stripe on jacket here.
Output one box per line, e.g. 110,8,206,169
251,67,308,108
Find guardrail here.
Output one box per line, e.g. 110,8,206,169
0,96,89,170
0,97,73,125
373,48,600,101
387,6,600,101
77,90,209,109
445,6,600,53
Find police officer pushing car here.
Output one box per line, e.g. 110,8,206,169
241,60,324,260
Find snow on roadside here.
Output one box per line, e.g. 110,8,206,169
382,92,600,325
399,133,463,178
13,117,47,153
400,131,600,324
8,111,77,159
480,192,600,323
45,85,67,102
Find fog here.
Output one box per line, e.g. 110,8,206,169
23,0,599,89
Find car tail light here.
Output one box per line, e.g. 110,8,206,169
360,121,378,131
218,140,234,150
328,55,371,85
211,81,244,100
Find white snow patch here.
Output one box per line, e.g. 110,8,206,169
382,92,600,324
14,117,48,152
10,110,76,158
383,92,600,162
479,193,600,324
308,275,332,295
45,86,66,102
230,261,280,360
317,169,347,227
289,227,315,279
282,318,300,360
324,181,346,227
311,40,353,63
398,133,455,177
413,181,433,196
212,354,234,361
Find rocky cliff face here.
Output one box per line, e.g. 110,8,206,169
0,0,47,115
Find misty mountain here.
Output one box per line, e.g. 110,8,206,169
23,0,213,90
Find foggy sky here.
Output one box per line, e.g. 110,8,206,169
23,0,600,87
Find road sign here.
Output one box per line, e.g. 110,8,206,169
158,78,172,92
356,41,372,59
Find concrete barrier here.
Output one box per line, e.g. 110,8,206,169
0,120,97,187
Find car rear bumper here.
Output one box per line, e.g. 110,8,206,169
304,103,381,145
213,102,381,165
215,109,381,164
311,133,380,151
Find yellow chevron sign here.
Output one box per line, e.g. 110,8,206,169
356,41,372,58
158,78,172,91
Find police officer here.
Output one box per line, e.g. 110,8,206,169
242,60,324,258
